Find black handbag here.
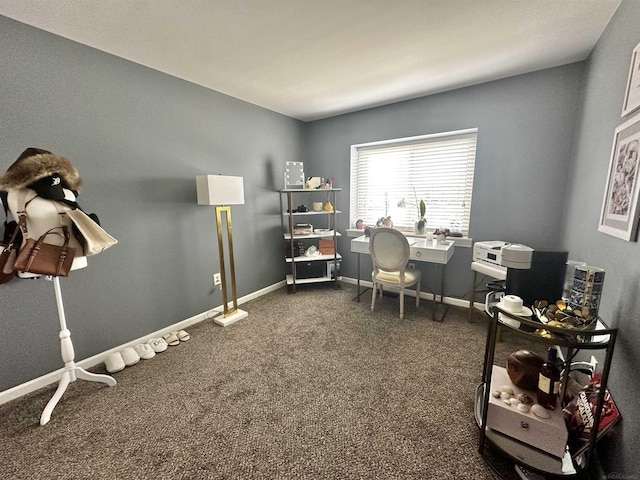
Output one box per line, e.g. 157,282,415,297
0,222,20,283
0,191,22,284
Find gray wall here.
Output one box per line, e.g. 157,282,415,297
305,64,584,298
560,1,640,476
0,16,301,391
305,2,638,475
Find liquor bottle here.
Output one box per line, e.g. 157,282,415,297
537,347,561,410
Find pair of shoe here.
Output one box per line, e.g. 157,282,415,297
162,329,191,346
103,330,191,373
103,341,162,373
104,349,135,373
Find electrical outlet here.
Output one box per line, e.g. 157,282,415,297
213,273,221,285
408,263,416,269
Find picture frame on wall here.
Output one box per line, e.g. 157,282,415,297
622,41,640,116
599,112,640,241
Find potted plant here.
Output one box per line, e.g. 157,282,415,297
376,192,393,227
398,187,426,234
433,228,450,243
376,215,393,227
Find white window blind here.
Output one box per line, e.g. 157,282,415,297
350,129,477,235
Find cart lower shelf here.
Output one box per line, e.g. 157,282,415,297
285,274,341,285
475,383,584,477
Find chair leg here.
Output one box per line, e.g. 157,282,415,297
399,288,404,320
416,280,421,307
371,282,377,312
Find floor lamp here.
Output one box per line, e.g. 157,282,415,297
196,174,248,326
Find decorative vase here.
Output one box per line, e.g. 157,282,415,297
414,218,427,235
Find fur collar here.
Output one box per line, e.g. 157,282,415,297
0,153,82,192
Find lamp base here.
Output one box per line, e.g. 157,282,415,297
214,308,248,327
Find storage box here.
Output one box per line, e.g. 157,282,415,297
319,239,335,255
326,260,341,279
285,239,311,258
487,366,568,458
295,261,325,279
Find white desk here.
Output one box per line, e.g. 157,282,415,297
351,234,455,321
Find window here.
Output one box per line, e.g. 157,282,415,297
350,128,477,236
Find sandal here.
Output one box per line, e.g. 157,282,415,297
176,329,191,342
163,332,180,346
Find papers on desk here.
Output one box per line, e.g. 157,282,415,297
408,240,416,246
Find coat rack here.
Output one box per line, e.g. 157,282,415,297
39,276,116,425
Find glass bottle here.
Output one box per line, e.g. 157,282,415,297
537,347,561,410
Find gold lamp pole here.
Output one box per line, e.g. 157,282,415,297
196,174,248,326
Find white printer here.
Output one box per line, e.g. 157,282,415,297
472,241,534,282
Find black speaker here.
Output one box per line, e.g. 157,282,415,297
506,249,568,307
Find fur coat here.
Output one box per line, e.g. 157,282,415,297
0,152,82,193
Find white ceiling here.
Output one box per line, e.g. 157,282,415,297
0,0,621,121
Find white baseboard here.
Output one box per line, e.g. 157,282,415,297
0,280,286,407
340,276,477,309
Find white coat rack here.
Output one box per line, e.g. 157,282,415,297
39,276,116,425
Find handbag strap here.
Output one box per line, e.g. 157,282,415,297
16,189,40,236
16,190,68,236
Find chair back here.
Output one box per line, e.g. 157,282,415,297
369,228,410,273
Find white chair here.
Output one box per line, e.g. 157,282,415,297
369,228,422,319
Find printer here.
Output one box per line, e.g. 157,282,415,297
473,241,533,275
473,240,567,307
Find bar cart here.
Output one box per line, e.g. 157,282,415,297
476,305,617,478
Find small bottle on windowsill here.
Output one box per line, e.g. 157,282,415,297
537,347,561,410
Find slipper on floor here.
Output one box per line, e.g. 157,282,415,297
163,332,180,346
134,343,156,360
104,352,125,373
147,337,168,353
121,347,140,366
176,329,191,342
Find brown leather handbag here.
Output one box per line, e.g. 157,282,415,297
14,226,76,277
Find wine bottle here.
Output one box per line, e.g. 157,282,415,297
537,347,561,410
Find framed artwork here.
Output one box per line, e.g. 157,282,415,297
622,41,640,117
599,112,640,241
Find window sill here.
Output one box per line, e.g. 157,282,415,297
345,228,472,248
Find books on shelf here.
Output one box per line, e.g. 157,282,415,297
562,373,621,455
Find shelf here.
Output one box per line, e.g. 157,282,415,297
283,210,342,216
286,253,342,263
475,383,578,477
281,188,342,192
283,231,341,240
286,274,340,285
493,305,614,348
281,188,341,291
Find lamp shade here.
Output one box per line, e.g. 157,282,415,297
196,175,245,206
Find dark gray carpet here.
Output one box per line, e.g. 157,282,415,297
0,283,528,480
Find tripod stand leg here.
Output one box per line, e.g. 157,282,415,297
75,367,116,386
39,277,116,425
40,371,71,426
